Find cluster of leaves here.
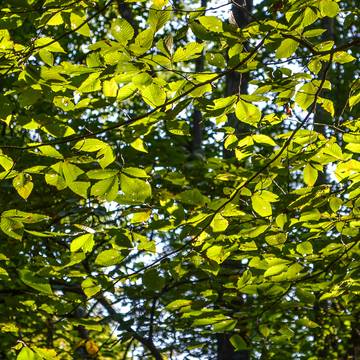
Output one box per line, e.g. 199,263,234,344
0,0,359,358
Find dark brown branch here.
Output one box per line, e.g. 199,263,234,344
98,295,164,360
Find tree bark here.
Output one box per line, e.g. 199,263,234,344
223,0,253,158
190,0,207,156
314,17,335,185
217,2,252,359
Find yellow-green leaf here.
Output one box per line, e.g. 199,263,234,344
13,173,33,200
70,233,94,253
276,38,298,59
251,194,272,217
235,100,261,126
303,164,318,186
20,269,53,295
103,79,118,97
111,18,134,44
95,249,126,267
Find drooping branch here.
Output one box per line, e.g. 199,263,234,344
98,295,164,360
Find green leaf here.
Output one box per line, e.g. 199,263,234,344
252,134,277,146
237,270,252,289
343,133,360,144
319,0,340,18
323,142,343,160
296,318,319,328
68,181,90,198
198,16,223,33
308,58,322,74
235,100,261,126
132,72,153,87
96,144,116,168
33,347,58,360
265,233,287,247
70,12,91,37
276,38,298,59
230,335,248,351
299,209,321,222
173,42,204,62
166,299,192,311
329,197,342,212
333,51,356,64
71,319,102,332
206,245,229,264
224,134,238,149
111,18,134,44
39,49,54,66
295,82,317,110
301,7,318,27
130,28,154,55
17,347,39,360
264,264,288,277
0,217,24,240
1,209,48,223
47,12,64,26
20,269,53,295
103,79,118,97
251,194,272,217
13,173,33,200
349,92,360,108
95,249,126,267
117,83,137,101
61,161,83,186
119,174,151,204
0,266,9,278
53,96,75,111
87,169,119,179
91,176,119,202
296,241,313,255
177,189,207,207
303,164,318,186
70,233,94,253
260,190,279,202
148,7,171,32
131,138,148,153
137,236,156,252
81,278,101,298
210,214,229,233
143,268,165,291
276,213,287,229
296,288,316,304
78,73,101,93
37,145,63,159
317,97,335,116
34,37,65,52
0,154,14,171
303,29,326,38
74,139,115,168
213,319,237,332
141,83,166,107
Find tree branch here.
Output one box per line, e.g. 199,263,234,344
98,295,164,360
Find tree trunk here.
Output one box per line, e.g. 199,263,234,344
190,0,207,155
217,2,252,359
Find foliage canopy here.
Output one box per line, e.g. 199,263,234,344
0,0,359,359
